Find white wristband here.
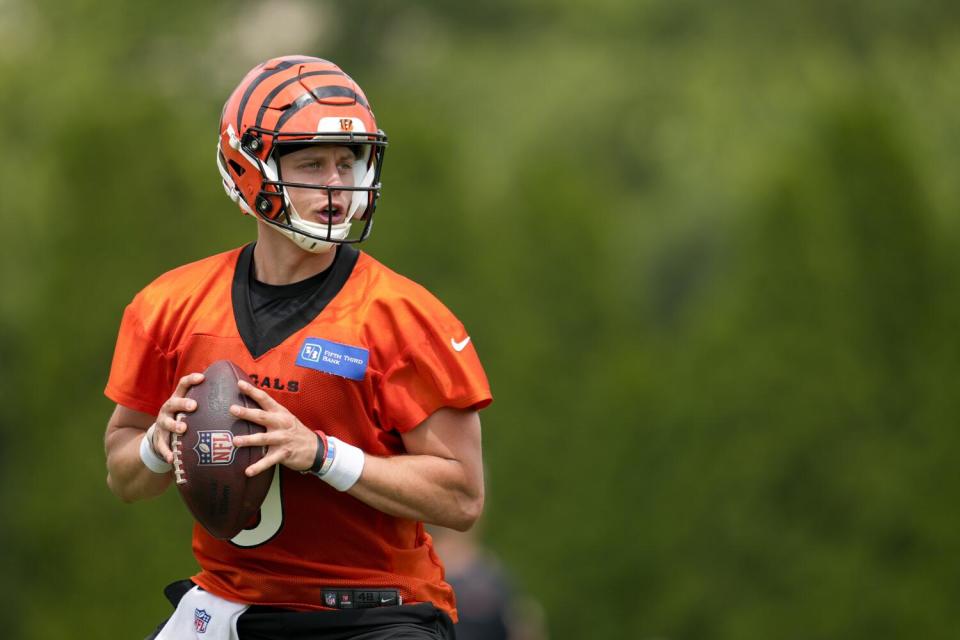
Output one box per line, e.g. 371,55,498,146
318,436,365,492
139,424,172,474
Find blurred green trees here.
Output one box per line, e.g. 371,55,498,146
3,1,959,638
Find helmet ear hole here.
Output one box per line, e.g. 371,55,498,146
228,160,246,176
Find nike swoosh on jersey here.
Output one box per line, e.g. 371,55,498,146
450,336,471,352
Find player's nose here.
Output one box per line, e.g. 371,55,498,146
321,167,345,188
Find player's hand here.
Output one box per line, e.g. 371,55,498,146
230,380,319,476
153,372,205,464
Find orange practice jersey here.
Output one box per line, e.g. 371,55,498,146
105,244,492,619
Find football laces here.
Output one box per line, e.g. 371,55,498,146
172,413,187,485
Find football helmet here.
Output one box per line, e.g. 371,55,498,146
217,56,387,253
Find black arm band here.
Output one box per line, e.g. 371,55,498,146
310,432,327,474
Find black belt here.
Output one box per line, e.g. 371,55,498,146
162,579,402,612
322,588,402,609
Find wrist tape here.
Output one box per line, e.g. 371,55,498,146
310,435,364,492
139,424,172,473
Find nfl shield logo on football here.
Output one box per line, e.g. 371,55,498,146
194,430,237,466
194,608,212,633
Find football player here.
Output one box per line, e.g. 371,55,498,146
103,55,491,639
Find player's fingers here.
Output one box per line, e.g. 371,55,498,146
237,380,282,411
161,396,197,418
156,412,183,437
245,454,281,478
173,372,205,398
231,431,278,448
160,405,193,433
229,404,282,429
151,424,174,463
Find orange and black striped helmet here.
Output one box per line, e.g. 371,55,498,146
217,56,387,253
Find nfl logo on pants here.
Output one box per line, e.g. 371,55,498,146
194,608,212,633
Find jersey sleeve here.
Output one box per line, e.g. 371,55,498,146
374,314,492,434
104,297,178,417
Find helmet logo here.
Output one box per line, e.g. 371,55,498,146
318,117,366,134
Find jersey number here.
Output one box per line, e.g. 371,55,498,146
231,469,283,547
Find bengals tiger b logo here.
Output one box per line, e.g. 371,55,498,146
339,118,354,132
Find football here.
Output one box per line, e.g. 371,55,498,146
171,360,274,539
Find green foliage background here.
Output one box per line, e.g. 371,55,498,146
3,1,959,638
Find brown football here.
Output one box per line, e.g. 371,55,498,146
171,360,274,540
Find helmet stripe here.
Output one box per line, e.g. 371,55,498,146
273,85,370,132
235,57,317,131
254,70,345,128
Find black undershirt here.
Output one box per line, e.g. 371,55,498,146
247,257,332,334
233,243,360,358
